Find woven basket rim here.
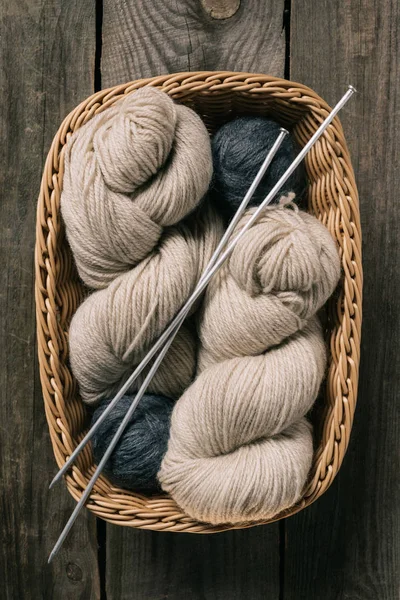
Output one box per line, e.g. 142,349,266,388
35,71,362,533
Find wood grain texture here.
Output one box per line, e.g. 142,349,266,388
285,1,400,598
100,1,286,598
3,0,399,597
101,0,285,87
0,1,100,598
106,527,280,599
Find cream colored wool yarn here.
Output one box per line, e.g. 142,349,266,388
69,201,223,404
61,87,213,289
198,207,341,370
62,85,222,404
159,205,341,525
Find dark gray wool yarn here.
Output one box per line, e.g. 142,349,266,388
91,394,174,494
211,116,306,214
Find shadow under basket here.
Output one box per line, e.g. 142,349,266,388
35,72,363,533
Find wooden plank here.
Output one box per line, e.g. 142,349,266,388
105,527,281,599
0,1,100,598
285,1,400,598
101,0,286,87
100,1,286,597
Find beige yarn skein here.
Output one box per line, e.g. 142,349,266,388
198,207,341,370
69,201,224,405
159,205,341,525
61,87,213,289
62,85,223,404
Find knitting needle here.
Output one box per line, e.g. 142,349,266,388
49,128,289,490
48,85,356,562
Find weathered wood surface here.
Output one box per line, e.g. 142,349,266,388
101,0,286,87
104,526,280,599
0,1,100,598
1,0,399,598
284,1,400,598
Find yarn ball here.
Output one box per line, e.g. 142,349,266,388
92,394,174,494
62,85,224,404
211,117,305,214
61,86,213,289
198,206,341,370
69,201,224,405
159,205,341,525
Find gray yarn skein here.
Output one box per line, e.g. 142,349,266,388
91,394,174,494
211,117,305,213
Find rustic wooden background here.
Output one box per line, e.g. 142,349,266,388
1,0,399,598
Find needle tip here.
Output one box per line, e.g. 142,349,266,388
48,549,56,564
49,476,58,489
348,84,357,94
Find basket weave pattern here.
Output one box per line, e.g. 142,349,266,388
35,72,362,532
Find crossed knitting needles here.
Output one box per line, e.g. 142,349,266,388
48,85,356,562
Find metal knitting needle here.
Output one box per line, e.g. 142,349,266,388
47,131,287,563
49,128,289,490
48,85,356,562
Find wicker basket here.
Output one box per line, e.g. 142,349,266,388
35,72,362,533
